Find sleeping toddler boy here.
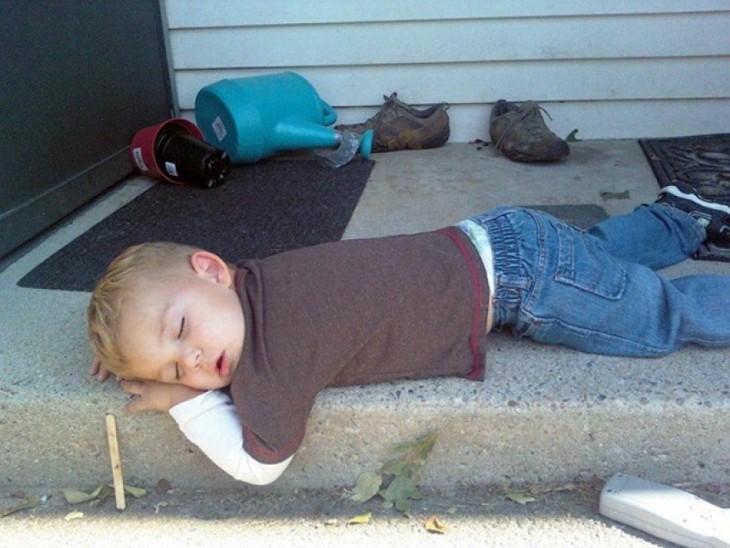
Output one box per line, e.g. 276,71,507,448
88,183,730,485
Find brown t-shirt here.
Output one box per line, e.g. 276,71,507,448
230,226,490,463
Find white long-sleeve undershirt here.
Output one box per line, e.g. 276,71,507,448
169,390,293,486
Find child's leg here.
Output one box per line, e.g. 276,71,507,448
479,207,730,357
586,203,705,270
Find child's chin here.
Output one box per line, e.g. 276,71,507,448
200,377,232,390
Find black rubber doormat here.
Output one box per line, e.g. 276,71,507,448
19,159,375,292
639,133,730,191
527,204,608,229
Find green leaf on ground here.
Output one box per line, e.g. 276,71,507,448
349,471,382,503
600,190,631,201
124,485,147,498
381,431,438,478
63,484,147,505
349,432,438,517
0,495,39,518
63,485,110,504
379,431,438,516
566,129,581,142
380,473,423,515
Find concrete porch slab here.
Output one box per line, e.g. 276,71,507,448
1,141,728,492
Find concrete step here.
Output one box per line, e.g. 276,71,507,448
1,142,728,493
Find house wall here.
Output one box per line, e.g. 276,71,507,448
163,0,730,142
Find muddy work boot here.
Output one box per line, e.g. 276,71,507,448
336,92,450,152
489,100,570,162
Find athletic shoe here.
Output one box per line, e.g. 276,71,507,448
489,99,569,162
335,92,450,152
658,182,730,243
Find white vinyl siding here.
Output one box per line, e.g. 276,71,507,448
163,0,730,141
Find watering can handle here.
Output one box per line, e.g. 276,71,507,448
321,102,337,126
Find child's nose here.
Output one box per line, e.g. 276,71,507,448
182,347,202,370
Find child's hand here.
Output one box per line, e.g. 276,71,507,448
120,380,204,414
89,360,113,382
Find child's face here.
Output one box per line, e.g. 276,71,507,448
116,252,244,390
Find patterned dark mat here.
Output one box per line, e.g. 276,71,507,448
640,133,730,262
639,133,730,192
19,158,375,292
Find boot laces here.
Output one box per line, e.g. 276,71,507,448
495,102,554,150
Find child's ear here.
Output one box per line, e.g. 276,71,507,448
189,251,233,286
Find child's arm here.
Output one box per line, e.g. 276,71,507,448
121,379,203,413
120,380,293,485
168,390,293,486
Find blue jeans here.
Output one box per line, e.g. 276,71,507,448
469,204,730,357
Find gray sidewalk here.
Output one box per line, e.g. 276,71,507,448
4,480,711,547
1,140,728,501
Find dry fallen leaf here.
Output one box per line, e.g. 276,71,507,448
155,478,172,494
63,510,84,521
425,515,447,534
528,482,577,496
347,512,372,525
506,492,537,505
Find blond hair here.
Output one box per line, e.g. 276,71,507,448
86,241,202,375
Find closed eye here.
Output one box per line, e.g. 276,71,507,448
174,316,185,381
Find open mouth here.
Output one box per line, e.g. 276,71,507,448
215,352,229,377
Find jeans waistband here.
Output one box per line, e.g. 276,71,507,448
464,209,533,327
456,219,495,297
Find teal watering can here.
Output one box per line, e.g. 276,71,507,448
195,72,372,164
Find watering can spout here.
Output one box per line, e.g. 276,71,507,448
271,121,339,151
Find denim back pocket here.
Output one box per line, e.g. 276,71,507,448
554,223,627,300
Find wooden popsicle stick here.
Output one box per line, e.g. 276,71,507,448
105,414,126,510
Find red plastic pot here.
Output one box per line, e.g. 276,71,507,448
129,118,204,184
